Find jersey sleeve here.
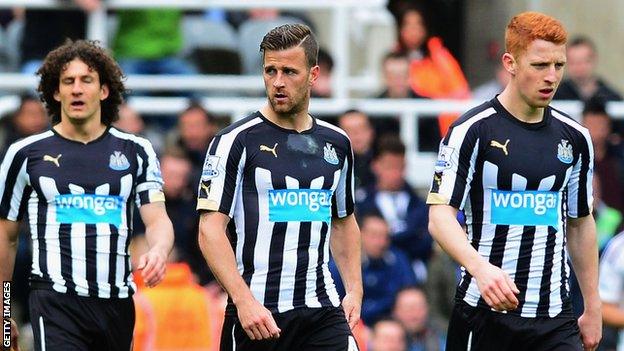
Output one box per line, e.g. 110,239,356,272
331,137,355,218
566,128,594,218
599,237,624,303
0,143,31,221
134,138,165,207
426,120,480,210
196,133,246,218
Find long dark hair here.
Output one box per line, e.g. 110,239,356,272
37,39,126,125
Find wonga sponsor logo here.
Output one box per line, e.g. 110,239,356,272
490,190,559,226
268,189,332,222
55,194,123,227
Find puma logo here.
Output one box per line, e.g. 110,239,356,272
43,154,62,167
490,139,509,156
200,182,211,194
260,143,278,158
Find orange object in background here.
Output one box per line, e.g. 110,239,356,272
133,263,221,351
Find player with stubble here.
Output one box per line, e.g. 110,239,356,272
427,12,601,351
196,24,362,350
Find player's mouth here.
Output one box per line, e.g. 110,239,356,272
274,93,288,103
70,101,86,109
538,88,554,98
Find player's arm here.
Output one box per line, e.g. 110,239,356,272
137,202,174,288
567,214,602,350
330,213,363,330
198,211,280,340
428,204,519,311
0,219,21,349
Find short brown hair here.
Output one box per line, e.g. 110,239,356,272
260,23,318,69
37,40,126,126
505,12,567,58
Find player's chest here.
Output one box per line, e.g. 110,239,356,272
245,133,344,185
480,128,577,188
27,144,138,195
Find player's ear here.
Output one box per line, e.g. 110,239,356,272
309,65,320,86
53,90,60,102
100,84,109,101
502,53,517,75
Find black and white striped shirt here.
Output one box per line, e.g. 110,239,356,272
0,127,164,298
427,97,594,318
197,112,355,315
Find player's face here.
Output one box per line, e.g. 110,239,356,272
54,58,109,125
263,47,319,117
512,39,566,108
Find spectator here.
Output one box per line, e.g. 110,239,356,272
423,243,459,329
0,94,48,157
338,109,376,192
392,287,446,351
160,148,213,284
113,103,164,153
166,102,218,186
554,36,622,101
370,319,408,351
311,47,334,98
377,52,421,99
593,176,623,252
331,213,417,325
113,9,197,77
19,0,100,73
581,96,624,212
471,60,511,101
394,5,469,100
357,135,432,275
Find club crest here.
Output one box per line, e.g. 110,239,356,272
557,139,573,164
109,151,130,171
323,143,339,165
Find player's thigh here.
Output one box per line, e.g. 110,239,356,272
302,307,359,351
29,289,90,351
219,315,282,351
92,297,135,351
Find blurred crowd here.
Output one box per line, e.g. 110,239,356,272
2,1,624,351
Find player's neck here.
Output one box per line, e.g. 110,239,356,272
260,105,313,133
54,116,107,144
497,87,545,124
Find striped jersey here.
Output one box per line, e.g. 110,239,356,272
0,127,164,299
427,97,594,318
196,112,355,315
599,233,624,351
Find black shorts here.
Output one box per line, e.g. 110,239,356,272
29,289,135,351
220,306,359,351
446,301,582,351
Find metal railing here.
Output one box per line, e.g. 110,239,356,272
0,0,388,98
1,94,609,188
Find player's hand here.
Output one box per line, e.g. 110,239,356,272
136,249,167,288
472,262,520,311
236,297,281,340
341,292,362,330
578,308,601,351
10,318,20,351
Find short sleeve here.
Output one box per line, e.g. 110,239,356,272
134,139,164,207
196,133,246,218
565,129,594,218
331,138,355,218
427,119,481,210
0,143,31,221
